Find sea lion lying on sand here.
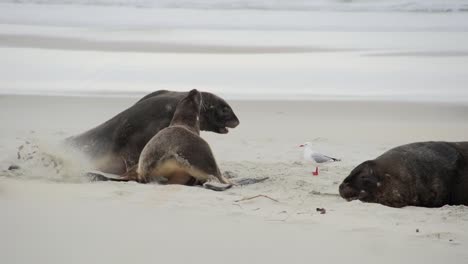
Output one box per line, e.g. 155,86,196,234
339,141,468,208
67,90,239,175
91,89,233,191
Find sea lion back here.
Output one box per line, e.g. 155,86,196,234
137,126,220,183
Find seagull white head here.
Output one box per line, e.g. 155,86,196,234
299,142,311,148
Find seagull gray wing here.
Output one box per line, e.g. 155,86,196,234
310,153,333,163
323,155,341,162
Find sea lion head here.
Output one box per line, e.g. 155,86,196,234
339,161,382,203
199,92,240,134
183,89,202,112
170,89,203,132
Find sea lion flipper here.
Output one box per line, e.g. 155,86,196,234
86,170,132,182
202,176,269,191
203,181,233,191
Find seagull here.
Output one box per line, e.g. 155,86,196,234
299,142,341,176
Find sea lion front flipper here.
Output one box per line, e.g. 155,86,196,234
203,181,233,191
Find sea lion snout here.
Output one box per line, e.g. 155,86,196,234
339,160,380,202
339,182,360,201
225,119,240,128
218,119,240,134
218,107,239,134
200,93,240,134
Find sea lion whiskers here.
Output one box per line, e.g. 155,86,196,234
358,190,368,200
200,98,208,112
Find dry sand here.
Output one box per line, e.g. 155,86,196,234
1,95,468,263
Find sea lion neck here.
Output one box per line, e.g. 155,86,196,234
169,91,201,134
170,109,200,134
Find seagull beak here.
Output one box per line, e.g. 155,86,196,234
299,144,304,147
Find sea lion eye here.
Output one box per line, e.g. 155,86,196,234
363,180,372,186
361,177,375,187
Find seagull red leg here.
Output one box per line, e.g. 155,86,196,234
312,166,319,176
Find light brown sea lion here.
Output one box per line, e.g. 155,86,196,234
134,89,231,189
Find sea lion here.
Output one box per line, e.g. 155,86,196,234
66,90,239,174
118,89,231,190
339,141,468,208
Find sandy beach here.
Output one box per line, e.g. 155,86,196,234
1,1,468,263
1,95,468,263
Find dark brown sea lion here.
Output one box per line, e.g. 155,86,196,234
339,141,468,208
67,90,239,175
118,89,231,190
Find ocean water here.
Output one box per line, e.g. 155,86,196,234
1,1,468,102
3,0,468,12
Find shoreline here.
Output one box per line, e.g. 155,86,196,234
2,93,468,105
0,34,336,54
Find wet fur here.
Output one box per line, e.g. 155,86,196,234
339,141,468,208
